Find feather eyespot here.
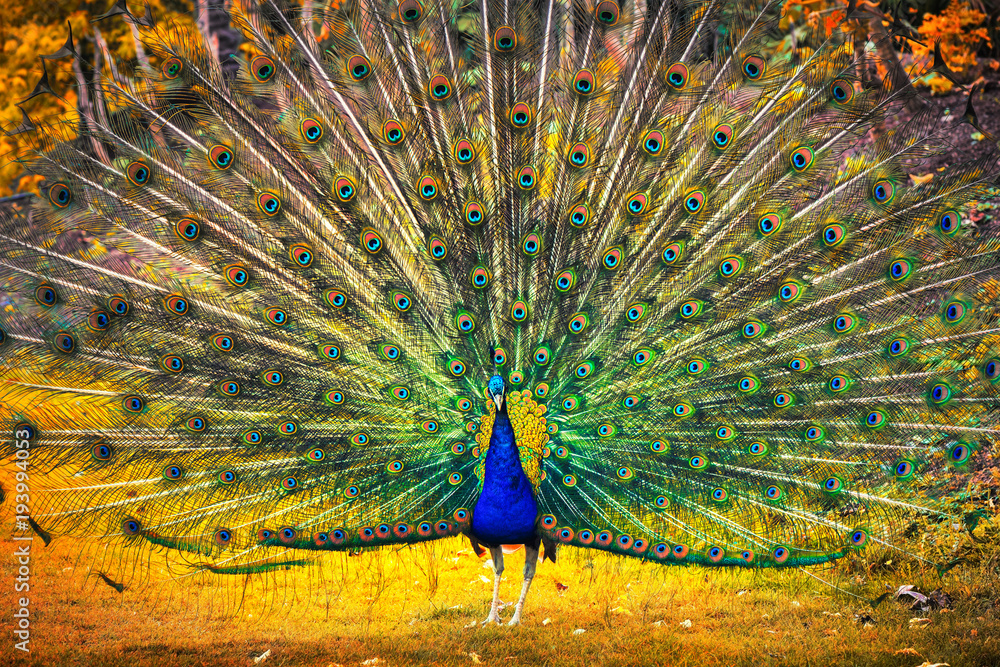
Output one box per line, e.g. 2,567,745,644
929,382,952,405
632,348,654,366
662,241,684,265
280,476,298,492
509,370,524,385
261,369,284,386
378,343,401,361
789,146,814,172
455,397,471,411
470,265,491,288
983,358,1000,384
711,123,734,149
832,313,857,334
398,0,423,23
34,284,57,308
642,130,665,156
418,175,439,200
107,295,130,316
448,472,463,485
533,346,550,365
257,192,281,216
492,347,507,365
893,460,914,479
625,302,647,323
391,291,412,312
742,320,766,339
454,139,476,164
250,55,275,82
218,380,241,396
686,357,708,375
689,454,708,470
773,391,794,408
122,395,144,413
534,382,549,398
210,333,235,353
742,54,766,80
872,180,895,205
445,359,465,377
300,118,323,143
718,255,743,278
324,389,345,406
849,528,869,548
264,307,288,326
510,102,532,128
493,26,517,51
574,361,595,378
162,57,182,79
224,264,250,288
938,209,960,236
159,354,184,374
510,300,528,322
738,376,760,394
386,460,404,474
428,74,452,101
716,426,736,441
679,299,703,319
601,246,623,270
218,470,237,485
777,280,803,303
126,161,150,186
278,420,298,436
361,228,384,254
561,395,580,411
164,465,184,480
555,268,578,292
324,289,347,310
516,166,537,190
569,203,591,227
522,232,541,256
943,299,967,324
123,519,142,536
758,212,782,237
568,143,591,168
91,443,113,461
241,429,262,444
683,190,705,213
455,311,475,333
788,356,813,372
821,222,846,247
427,235,448,260
830,77,854,103
888,258,913,281
319,343,342,361
175,218,201,241
48,183,72,208
804,424,826,442
164,294,189,316
828,375,851,393
346,54,372,82
289,244,314,268
185,416,207,433
948,441,971,466
665,62,688,89
625,192,649,215
464,201,485,225
747,441,768,456
87,310,111,332
573,69,595,95
651,439,668,453
382,120,405,145
672,402,692,417
595,0,620,25
209,144,233,170
707,546,725,564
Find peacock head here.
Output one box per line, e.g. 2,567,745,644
487,374,505,411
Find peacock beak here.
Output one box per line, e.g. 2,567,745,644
491,391,504,412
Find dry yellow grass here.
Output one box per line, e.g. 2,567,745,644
1,513,999,667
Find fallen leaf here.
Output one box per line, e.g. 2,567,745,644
479,575,492,584
254,649,271,665
361,659,381,666
571,628,586,635
542,618,552,626
679,619,692,629
790,601,801,607
909,618,932,627
468,652,482,664
915,663,950,667
893,648,921,657
822,612,842,617
610,606,632,615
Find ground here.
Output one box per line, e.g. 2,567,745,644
1,516,998,667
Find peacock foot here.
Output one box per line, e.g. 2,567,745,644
506,612,522,626
481,612,502,626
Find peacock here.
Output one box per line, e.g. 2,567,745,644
1,0,998,628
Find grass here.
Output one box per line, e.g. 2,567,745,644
1,516,999,667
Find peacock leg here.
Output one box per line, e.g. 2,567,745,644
506,543,538,626
482,546,504,625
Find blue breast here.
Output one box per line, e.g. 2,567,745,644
471,404,539,545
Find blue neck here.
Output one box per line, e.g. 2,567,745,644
471,403,539,545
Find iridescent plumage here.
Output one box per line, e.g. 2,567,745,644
1,0,998,626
